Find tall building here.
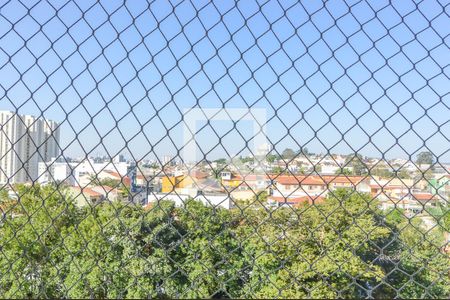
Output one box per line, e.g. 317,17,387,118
162,155,172,166
0,111,60,184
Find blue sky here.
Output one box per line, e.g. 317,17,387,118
0,0,449,163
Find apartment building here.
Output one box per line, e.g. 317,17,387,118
0,111,60,184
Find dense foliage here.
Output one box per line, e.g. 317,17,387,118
0,185,448,298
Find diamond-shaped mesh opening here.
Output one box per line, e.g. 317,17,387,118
0,0,449,298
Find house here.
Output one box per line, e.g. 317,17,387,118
369,178,416,199
377,198,423,212
323,175,370,192
92,170,132,188
221,173,271,191
90,185,120,201
409,193,440,206
68,186,103,207
271,175,328,198
71,159,131,186
161,169,219,195
429,175,450,200
220,173,272,201
220,171,241,188
270,175,369,200
377,192,439,213
135,174,146,187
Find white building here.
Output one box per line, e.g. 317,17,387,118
320,164,340,174
113,154,126,164
254,143,272,158
0,111,60,184
37,159,75,185
162,155,172,166
70,159,130,187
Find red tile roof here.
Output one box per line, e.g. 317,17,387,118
370,184,409,190
222,174,366,187
272,175,364,186
412,193,437,201
188,170,210,179
72,187,102,197
275,176,326,186
228,174,270,181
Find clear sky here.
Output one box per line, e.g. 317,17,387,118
0,0,449,163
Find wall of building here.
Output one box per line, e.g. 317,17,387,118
0,111,60,184
38,160,75,185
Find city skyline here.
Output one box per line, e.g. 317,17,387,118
1,107,450,164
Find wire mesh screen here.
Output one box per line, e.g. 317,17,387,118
0,0,449,298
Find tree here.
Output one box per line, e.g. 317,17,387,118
214,158,227,165
416,151,434,166
0,185,448,298
266,154,278,163
0,184,80,298
237,189,389,298
239,156,254,164
272,166,287,174
298,147,309,156
0,188,10,205
314,164,322,173
298,166,306,175
281,148,296,160
380,207,449,298
335,168,352,176
345,153,368,175
397,169,411,179
371,167,394,178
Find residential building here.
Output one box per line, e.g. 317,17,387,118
221,172,270,191
269,175,370,201
37,158,75,185
0,111,60,184
162,155,172,166
429,175,450,201
161,170,211,193
369,177,415,200
377,193,439,213
267,195,326,208
68,186,104,207
71,159,130,186
320,163,340,174
90,186,120,201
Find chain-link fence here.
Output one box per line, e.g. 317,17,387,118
1,0,449,298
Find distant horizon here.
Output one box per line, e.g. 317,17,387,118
62,148,450,166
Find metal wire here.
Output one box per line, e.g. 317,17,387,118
0,0,449,298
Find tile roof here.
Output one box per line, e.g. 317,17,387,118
72,187,102,197
272,175,365,186
411,193,437,201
